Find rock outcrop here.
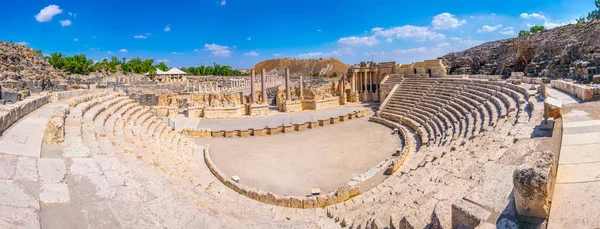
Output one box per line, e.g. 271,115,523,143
0,41,64,82
443,21,600,78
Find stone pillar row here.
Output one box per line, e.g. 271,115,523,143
285,68,291,101
261,69,267,105
250,69,256,103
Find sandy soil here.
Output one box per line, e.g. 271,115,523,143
194,118,401,196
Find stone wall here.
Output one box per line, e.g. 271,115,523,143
203,106,246,119
203,146,360,208
301,97,340,110
0,94,51,133
182,109,373,138
551,80,600,101
49,89,90,101
399,59,448,76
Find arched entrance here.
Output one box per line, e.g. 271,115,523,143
427,69,432,77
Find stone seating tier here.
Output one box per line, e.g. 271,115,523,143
61,92,324,227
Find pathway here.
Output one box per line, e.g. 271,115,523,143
172,103,375,131
0,101,66,158
545,86,581,105
547,89,600,228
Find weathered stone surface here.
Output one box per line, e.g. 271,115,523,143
15,156,37,181
513,151,554,219
0,154,17,179
452,199,491,229
40,183,70,204
0,180,39,209
45,107,67,144
38,158,66,183
0,205,40,229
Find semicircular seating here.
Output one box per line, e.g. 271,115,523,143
59,91,328,228
322,77,537,228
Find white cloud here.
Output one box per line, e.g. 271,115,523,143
455,38,485,50
172,52,183,55
194,49,200,52
500,27,516,35
386,37,393,43
35,5,63,22
331,47,353,56
107,51,113,54
157,59,170,63
134,35,148,39
372,25,445,41
204,43,231,57
119,49,128,53
337,36,379,46
221,0,226,6
16,41,29,46
247,37,251,41
520,13,546,20
73,38,78,42
317,29,322,32
450,37,462,41
244,51,259,56
68,12,77,18
164,25,171,32
144,33,152,36
431,13,466,30
364,52,386,56
477,24,502,33
393,47,428,55
544,21,568,29
437,42,450,47
273,53,281,57
297,52,323,58
59,20,71,27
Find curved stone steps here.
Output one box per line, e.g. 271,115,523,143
66,93,325,227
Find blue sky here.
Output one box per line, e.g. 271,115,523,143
0,0,593,69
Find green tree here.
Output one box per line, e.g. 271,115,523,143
155,62,169,71
518,30,531,37
529,25,546,34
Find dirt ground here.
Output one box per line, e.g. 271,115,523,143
194,118,402,196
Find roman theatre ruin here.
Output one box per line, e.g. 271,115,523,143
2,54,600,228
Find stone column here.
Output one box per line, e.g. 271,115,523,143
285,68,291,101
351,72,356,94
369,71,373,93
250,70,256,103
261,69,267,105
299,75,304,100
363,71,368,94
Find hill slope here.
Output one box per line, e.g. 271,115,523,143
0,41,64,81
252,57,349,77
442,21,600,77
